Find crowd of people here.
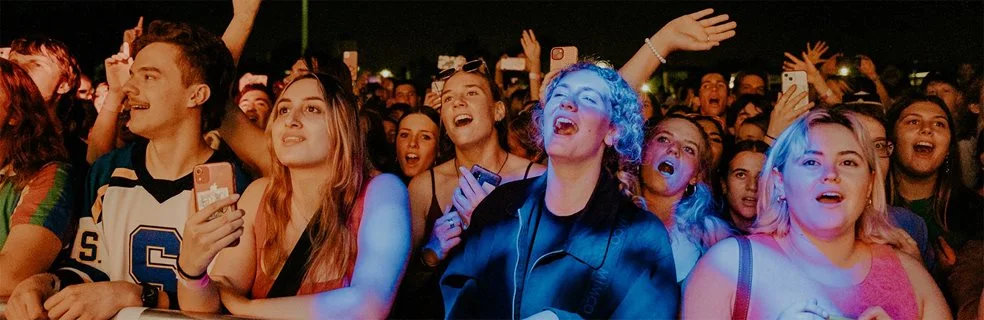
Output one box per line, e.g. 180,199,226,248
0,2,981,320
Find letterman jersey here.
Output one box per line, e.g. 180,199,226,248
54,141,252,305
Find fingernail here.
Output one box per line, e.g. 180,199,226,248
231,194,241,200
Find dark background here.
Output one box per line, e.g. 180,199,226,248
2,1,981,85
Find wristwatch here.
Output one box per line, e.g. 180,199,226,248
140,283,159,308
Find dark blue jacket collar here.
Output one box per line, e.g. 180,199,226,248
516,169,624,269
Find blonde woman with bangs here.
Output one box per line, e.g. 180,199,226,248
177,73,411,319
683,109,950,320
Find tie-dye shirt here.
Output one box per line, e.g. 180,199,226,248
0,162,74,248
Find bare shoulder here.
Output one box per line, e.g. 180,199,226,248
894,249,934,285
367,173,407,197
502,156,546,182
238,177,271,221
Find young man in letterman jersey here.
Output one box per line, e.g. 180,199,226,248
4,21,252,319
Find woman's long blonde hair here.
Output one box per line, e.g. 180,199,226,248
751,109,918,257
260,73,367,282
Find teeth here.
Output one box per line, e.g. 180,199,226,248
454,115,472,122
556,117,574,125
283,136,304,143
916,142,934,148
406,153,419,159
657,161,675,175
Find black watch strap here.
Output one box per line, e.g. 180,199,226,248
140,283,159,308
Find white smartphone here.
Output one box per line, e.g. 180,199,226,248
500,57,527,71
549,46,578,72
782,71,810,109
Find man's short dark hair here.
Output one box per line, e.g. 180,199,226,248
133,20,235,132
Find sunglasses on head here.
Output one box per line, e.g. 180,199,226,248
438,58,489,81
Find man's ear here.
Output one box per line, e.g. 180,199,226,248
186,84,211,108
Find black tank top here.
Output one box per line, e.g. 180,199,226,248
425,160,536,235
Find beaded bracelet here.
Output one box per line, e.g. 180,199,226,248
644,38,668,64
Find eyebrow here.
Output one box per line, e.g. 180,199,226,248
135,66,162,73
277,97,327,103
804,150,863,157
731,168,749,173
902,113,947,121
442,84,484,95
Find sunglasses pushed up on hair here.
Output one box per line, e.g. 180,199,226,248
437,58,489,81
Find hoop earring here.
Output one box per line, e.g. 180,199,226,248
684,184,696,197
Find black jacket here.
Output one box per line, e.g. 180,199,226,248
440,171,679,319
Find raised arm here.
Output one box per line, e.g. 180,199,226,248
520,29,543,100
86,45,132,164
222,0,261,66
619,8,737,90
218,174,411,319
217,102,273,177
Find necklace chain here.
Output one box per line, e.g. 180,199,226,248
454,153,510,178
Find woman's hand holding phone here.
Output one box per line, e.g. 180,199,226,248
452,166,497,229
178,194,244,278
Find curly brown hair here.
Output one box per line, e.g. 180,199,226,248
0,59,68,187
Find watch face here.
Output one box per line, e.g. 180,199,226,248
141,283,159,308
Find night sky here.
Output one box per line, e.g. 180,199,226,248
2,1,981,83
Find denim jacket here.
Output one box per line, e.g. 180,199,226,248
440,171,679,319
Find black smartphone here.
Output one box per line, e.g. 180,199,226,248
471,165,502,187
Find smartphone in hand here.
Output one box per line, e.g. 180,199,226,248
471,165,502,188
549,46,579,72
193,162,240,247
500,57,527,71
782,71,810,109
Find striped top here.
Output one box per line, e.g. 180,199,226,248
0,162,74,249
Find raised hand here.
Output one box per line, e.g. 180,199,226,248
859,55,879,80
105,43,133,90
783,52,824,86
767,84,813,141
122,16,143,53
652,8,737,54
804,41,829,64
520,29,542,74
232,0,262,18
819,53,843,77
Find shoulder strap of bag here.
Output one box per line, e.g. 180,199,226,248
267,219,319,298
731,236,753,320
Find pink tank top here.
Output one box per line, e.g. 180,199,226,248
822,243,919,320
755,235,920,320
250,182,369,299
